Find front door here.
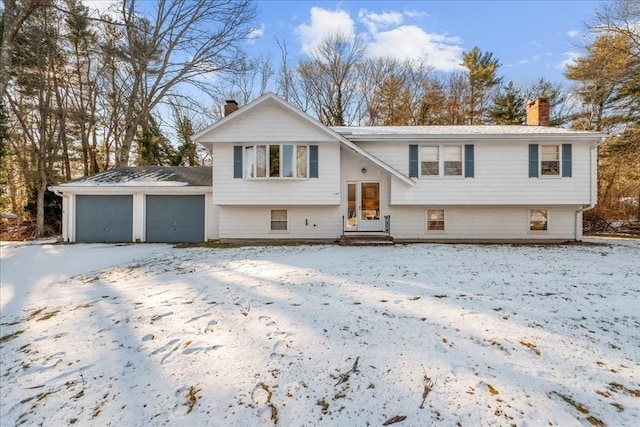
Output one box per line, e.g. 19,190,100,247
345,181,381,231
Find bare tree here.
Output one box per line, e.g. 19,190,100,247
6,3,66,237
274,37,311,114
297,32,365,126
442,71,469,125
111,0,257,166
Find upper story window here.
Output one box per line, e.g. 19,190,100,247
529,144,572,178
234,145,318,179
420,146,463,177
410,144,473,179
244,144,308,179
541,145,559,176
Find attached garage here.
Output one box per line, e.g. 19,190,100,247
50,166,214,243
76,195,133,242
145,195,205,243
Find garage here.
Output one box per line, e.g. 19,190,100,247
76,195,133,242
145,195,205,243
50,166,213,243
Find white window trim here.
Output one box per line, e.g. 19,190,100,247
528,208,549,233
419,145,464,178
539,145,562,178
270,209,289,233
244,144,310,180
425,209,446,233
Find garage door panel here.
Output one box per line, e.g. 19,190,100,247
146,195,205,243
76,195,133,242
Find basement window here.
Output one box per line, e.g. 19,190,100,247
426,209,445,231
270,209,288,231
530,209,548,231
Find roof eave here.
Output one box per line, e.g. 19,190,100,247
341,133,609,142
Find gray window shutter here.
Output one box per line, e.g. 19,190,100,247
233,146,242,178
309,145,319,178
464,145,474,178
562,144,572,177
529,144,539,178
409,145,419,177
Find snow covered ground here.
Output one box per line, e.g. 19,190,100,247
1,238,638,426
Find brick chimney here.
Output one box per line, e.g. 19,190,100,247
224,99,238,116
526,98,550,126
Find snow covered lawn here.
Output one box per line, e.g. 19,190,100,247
1,239,639,426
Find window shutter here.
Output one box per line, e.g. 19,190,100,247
562,144,572,177
309,145,319,178
233,146,243,178
529,144,539,178
409,145,419,178
464,145,474,178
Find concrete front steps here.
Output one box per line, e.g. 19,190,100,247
338,233,394,246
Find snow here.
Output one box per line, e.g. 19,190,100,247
1,238,638,426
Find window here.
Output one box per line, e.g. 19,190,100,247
244,146,255,178
444,146,462,176
530,209,548,231
541,145,559,176
270,210,288,231
421,147,439,175
427,209,445,231
529,144,572,178
244,144,308,178
420,146,464,177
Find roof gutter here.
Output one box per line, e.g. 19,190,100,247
341,133,609,142
49,186,63,197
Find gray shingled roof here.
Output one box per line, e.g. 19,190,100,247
332,125,605,136
59,166,212,187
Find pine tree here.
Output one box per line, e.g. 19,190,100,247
490,81,526,125
462,47,502,124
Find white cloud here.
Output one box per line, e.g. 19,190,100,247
404,10,429,19
567,30,580,38
82,0,121,19
366,25,463,71
518,54,541,65
556,51,581,69
248,24,265,43
358,9,403,33
296,7,464,72
295,7,356,54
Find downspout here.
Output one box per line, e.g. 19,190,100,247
575,136,607,240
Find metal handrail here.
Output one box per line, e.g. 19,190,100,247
384,215,391,235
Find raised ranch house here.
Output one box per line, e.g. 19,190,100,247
51,93,607,244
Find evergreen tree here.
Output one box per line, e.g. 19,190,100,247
135,115,177,166
490,81,526,125
462,46,502,124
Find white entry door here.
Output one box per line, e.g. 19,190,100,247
345,181,382,231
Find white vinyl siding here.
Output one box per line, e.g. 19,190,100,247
358,140,594,206
219,206,342,239
207,102,340,206
388,206,577,241
214,143,340,205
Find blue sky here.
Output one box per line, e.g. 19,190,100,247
248,0,602,85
